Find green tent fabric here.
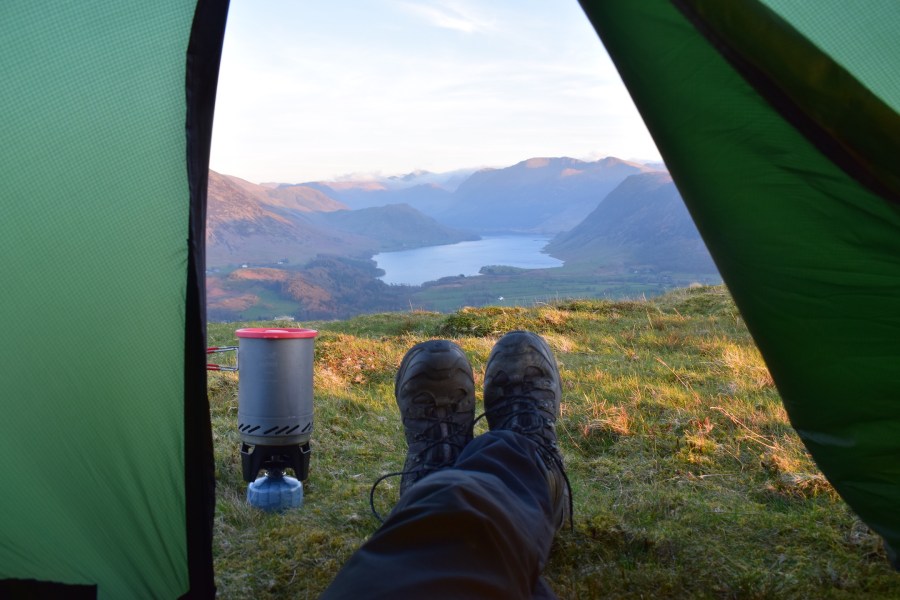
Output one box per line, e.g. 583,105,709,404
2,0,899,596
580,0,900,564
0,0,227,597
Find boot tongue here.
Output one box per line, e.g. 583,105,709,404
512,409,544,433
524,365,544,379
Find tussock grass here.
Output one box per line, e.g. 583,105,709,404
207,286,899,598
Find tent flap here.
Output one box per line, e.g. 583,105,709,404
0,0,227,597
580,0,900,559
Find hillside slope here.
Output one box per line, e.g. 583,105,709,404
207,170,476,267
444,156,655,233
547,172,717,273
264,183,347,213
307,203,479,251
206,170,374,267
207,286,899,598
296,157,660,234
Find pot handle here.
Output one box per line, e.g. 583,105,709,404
206,346,239,371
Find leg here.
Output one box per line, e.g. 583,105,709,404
321,430,557,599
321,332,570,599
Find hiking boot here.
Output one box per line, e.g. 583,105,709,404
395,339,476,496
483,330,572,530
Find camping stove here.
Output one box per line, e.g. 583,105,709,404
235,327,318,510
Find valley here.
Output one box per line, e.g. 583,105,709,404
206,156,722,321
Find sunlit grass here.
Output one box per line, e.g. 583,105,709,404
208,285,899,598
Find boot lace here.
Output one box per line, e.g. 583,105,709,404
369,412,470,522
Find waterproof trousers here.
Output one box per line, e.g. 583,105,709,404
321,430,560,599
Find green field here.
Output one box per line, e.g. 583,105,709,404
207,286,899,598
207,252,723,322
411,263,722,313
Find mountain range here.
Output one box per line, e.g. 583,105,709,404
205,156,720,320
299,156,660,233
206,171,474,266
546,171,717,273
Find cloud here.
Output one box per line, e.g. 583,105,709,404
210,0,661,183
394,0,495,33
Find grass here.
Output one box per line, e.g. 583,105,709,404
409,262,722,313
207,285,900,598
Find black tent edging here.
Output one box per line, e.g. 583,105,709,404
0,579,97,599
183,0,230,597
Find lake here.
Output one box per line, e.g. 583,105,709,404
374,234,563,286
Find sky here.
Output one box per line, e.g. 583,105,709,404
209,0,661,185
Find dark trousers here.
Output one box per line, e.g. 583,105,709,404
321,430,559,599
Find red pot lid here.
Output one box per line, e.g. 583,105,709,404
235,328,318,339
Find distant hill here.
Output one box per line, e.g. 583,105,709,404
304,181,456,215
546,172,717,273
307,203,479,251
298,157,661,234
447,156,661,233
300,180,392,209
207,170,476,267
207,170,373,266
220,173,346,212
264,183,347,213
205,158,725,321
382,168,476,192
301,167,476,200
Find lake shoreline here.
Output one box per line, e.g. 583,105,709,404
373,234,564,286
